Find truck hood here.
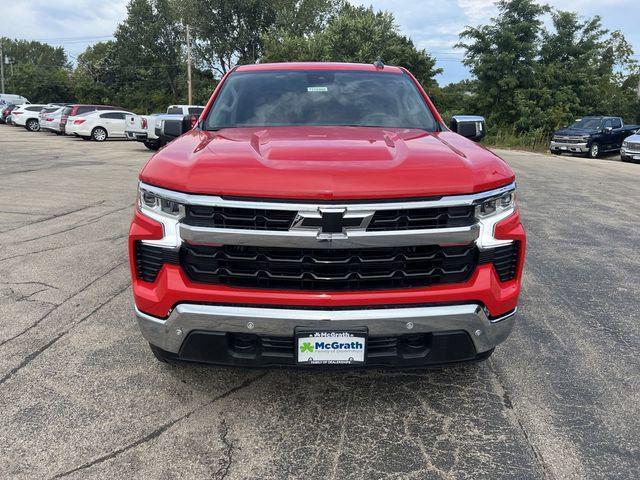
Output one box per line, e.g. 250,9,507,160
140,126,514,200
554,127,595,136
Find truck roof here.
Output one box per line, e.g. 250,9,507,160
234,62,404,74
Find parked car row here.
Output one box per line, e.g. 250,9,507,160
550,116,640,162
1,96,204,148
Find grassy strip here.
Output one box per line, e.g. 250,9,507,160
483,128,550,153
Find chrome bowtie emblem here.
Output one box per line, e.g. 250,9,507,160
292,208,374,236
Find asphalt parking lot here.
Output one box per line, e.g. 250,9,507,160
0,126,638,480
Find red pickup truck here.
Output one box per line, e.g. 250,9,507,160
129,62,525,368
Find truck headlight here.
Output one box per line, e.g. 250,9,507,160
476,188,516,219
622,141,629,149
138,185,184,218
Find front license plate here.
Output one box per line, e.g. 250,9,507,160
296,330,367,365
633,155,640,160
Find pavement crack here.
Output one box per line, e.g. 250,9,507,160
0,284,130,387
0,261,127,348
49,372,269,479
16,204,133,244
0,202,104,234
214,419,235,480
489,360,555,480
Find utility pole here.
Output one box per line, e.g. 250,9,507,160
1,41,5,94
186,25,192,105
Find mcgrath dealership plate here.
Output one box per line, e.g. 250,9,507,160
296,329,367,365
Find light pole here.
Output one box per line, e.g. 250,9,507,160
0,42,5,94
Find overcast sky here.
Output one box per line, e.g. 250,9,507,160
2,0,638,85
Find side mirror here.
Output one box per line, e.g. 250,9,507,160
604,126,613,133
161,115,194,140
450,115,486,142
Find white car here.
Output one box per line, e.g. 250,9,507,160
65,110,135,141
39,107,65,134
11,104,48,131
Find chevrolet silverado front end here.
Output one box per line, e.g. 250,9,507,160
129,62,526,368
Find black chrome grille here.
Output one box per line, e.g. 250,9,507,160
135,242,179,282
184,204,476,232
184,205,296,231
180,244,477,290
367,206,475,231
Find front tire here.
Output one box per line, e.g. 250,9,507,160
26,119,40,132
91,127,108,142
143,140,161,151
588,142,600,159
550,150,562,155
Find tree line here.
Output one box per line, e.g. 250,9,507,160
2,0,638,140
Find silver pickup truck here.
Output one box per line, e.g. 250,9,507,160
125,105,204,150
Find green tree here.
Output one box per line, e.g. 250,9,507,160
457,0,548,127
262,4,442,89
181,0,341,76
112,0,185,111
0,38,73,102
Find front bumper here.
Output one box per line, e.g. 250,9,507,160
621,148,640,161
550,141,589,153
136,303,516,367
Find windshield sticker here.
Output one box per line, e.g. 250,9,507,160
307,86,328,92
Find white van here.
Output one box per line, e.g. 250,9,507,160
0,94,30,107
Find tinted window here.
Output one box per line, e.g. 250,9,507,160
77,106,95,115
188,107,204,115
205,70,437,130
101,112,126,119
611,118,622,129
167,107,183,114
62,106,72,115
26,106,42,111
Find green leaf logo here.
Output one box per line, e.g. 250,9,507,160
300,342,314,353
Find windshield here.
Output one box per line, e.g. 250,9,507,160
204,70,437,131
570,118,602,130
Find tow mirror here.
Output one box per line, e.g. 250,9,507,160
161,115,194,140
450,115,486,142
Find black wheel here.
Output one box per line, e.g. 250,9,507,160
149,343,177,364
588,142,600,158
144,140,161,151
91,127,108,142
26,118,40,132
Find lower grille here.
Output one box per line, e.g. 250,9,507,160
135,242,179,282
478,242,520,282
181,244,477,290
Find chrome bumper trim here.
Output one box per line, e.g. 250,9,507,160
179,224,480,248
135,303,516,354
550,141,588,152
